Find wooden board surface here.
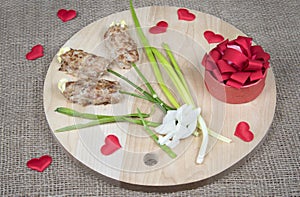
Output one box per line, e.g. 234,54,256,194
43,6,276,191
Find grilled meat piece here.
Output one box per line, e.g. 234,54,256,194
104,21,139,69
62,79,121,106
59,49,111,80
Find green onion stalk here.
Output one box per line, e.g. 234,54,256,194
129,0,180,109
107,64,175,113
137,108,177,158
129,0,231,163
55,107,160,132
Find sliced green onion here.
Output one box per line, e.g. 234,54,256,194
132,63,156,95
56,118,117,132
55,116,160,132
132,63,174,111
130,0,180,108
55,107,149,120
119,90,156,103
151,47,195,106
208,129,232,143
108,68,174,112
54,107,160,132
162,43,191,97
107,69,149,97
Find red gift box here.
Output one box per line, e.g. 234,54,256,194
202,36,270,104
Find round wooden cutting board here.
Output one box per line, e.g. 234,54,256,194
43,6,276,191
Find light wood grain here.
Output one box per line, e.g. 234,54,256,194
43,6,276,190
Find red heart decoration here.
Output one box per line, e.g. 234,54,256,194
177,8,196,21
26,44,44,60
149,21,168,34
204,31,224,44
234,121,254,142
27,155,52,172
101,135,122,155
57,9,77,22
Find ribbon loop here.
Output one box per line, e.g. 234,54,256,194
245,60,263,71
222,48,248,70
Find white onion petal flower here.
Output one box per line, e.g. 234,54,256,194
155,104,201,148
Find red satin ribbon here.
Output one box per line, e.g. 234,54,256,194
202,36,270,89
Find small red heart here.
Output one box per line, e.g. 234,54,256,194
101,135,122,155
177,8,196,21
57,9,77,22
149,21,168,34
204,31,224,44
234,121,254,142
26,44,44,60
27,155,52,172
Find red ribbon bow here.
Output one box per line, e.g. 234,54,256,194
202,36,270,89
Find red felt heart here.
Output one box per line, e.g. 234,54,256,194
177,8,196,21
204,31,224,44
149,21,168,34
27,155,52,172
234,121,254,142
101,135,122,155
26,44,44,60
57,9,77,22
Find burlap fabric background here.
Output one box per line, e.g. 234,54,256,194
1,0,299,196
